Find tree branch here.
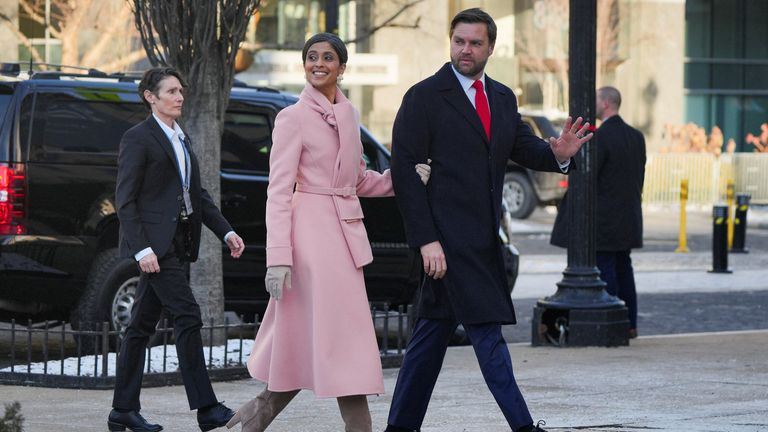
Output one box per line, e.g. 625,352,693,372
344,0,424,45
0,12,46,64
95,48,147,72
81,2,134,67
18,0,46,26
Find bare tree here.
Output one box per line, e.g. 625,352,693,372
0,0,145,72
514,0,625,112
132,0,259,338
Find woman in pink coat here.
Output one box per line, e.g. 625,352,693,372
226,33,429,432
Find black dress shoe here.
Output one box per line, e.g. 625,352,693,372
516,420,548,432
107,409,163,432
197,402,236,431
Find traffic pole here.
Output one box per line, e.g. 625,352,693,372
675,178,689,253
709,205,732,273
726,179,735,249
731,194,750,253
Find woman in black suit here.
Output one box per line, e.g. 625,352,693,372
109,67,245,432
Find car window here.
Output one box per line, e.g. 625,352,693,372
0,85,12,125
221,109,272,173
29,92,145,156
360,129,381,172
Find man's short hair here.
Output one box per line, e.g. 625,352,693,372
598,86,622,109
450,8,497,45
138,67,188,110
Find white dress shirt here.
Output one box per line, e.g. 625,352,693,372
134,115,234,262
450,65,570,172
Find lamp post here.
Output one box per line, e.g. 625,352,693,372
531,0,629,347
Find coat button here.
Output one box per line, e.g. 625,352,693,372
172,217,177,222
177,195,183,201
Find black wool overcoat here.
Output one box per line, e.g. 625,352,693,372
391,63,566,325
550,115,646,251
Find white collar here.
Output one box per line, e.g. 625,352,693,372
450,64,486,93
152,113,185,143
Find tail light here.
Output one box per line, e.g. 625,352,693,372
0,164,26,235
558,179,568,189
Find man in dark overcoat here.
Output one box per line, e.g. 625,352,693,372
551,86,646,338
387,8,593,432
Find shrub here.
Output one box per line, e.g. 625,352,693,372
0,402,24,432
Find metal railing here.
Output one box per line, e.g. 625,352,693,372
643,153,768,206
0,305,411,389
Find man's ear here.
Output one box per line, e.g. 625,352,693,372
488,42,495,57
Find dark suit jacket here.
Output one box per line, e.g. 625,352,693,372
550,115,646,251
115,116,233,262
391,63,567,325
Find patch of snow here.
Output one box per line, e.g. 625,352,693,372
1,339,255,377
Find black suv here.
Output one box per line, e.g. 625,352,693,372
0,66,517,335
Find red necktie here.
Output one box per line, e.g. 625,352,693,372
472,80,491,140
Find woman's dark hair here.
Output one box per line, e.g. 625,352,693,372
138,67,188,110
450,8,497,45
301,32,348,65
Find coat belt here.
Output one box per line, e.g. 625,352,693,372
295,184,356,197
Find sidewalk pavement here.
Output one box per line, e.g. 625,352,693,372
513,250,768,300
3,329,767,432
3,211,767,432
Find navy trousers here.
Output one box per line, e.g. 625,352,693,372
386,318,532,431
596,250,638,329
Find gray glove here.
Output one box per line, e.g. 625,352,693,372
265,265,292,300
415,159,432,185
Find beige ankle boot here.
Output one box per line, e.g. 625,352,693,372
337,395,372,432
227,388,299,432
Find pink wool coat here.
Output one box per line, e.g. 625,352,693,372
247,83,393,397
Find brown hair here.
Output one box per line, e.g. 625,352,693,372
138,67,188,110
450,8,497,45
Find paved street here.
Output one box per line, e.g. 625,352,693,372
502,205,768,343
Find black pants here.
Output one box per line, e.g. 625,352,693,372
112,243,217,411
596,250,638,329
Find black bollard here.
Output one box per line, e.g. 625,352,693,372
731,194,750,253
709,205,732,273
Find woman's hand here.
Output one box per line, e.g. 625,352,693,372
415,159,432,185
265,265,292,300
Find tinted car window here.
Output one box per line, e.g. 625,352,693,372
30,93,144,156
221,110,271,173
360,129,382,172
0,86,12,124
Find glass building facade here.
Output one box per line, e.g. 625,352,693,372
685,0,768,151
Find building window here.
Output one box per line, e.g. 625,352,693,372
685,0,768,151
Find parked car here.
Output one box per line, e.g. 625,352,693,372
504,110,569,219
0,65,518,338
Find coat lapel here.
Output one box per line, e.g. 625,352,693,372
299,83,359,188
331,91,360,188
436,63,489,147
147,116,183,182
485,76,506,154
